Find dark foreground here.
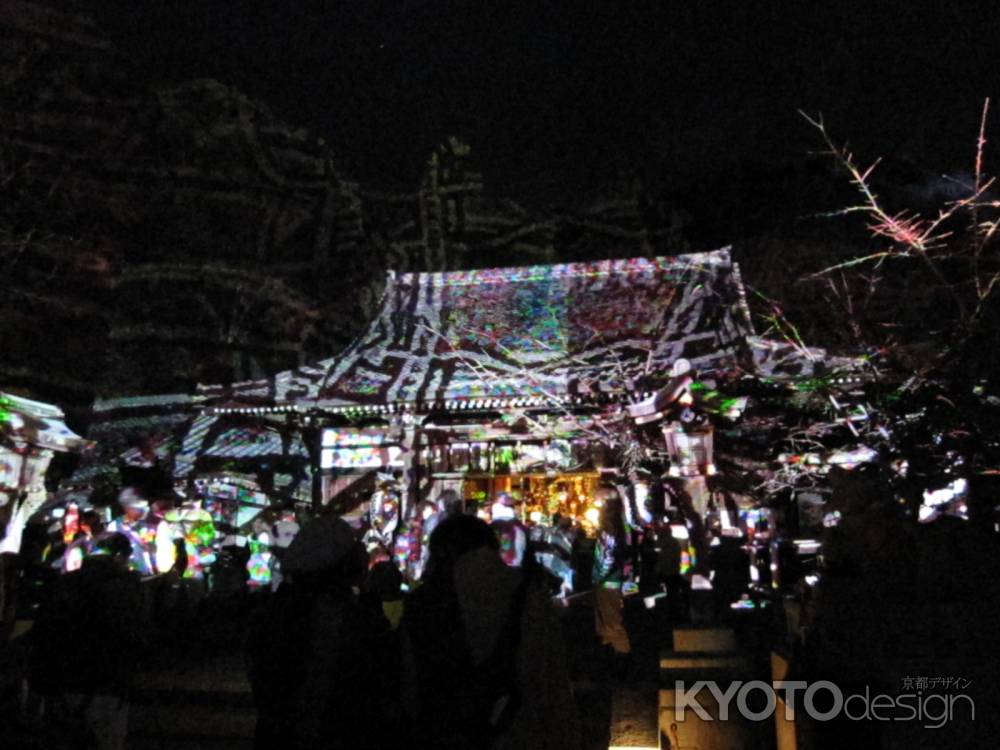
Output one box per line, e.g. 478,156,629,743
0,591,664,750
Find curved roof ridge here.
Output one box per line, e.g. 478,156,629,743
400,247,733,287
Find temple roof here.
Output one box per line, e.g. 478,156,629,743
0,392,89,453
204,248,757,409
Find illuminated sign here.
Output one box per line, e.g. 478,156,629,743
321,445,404,470
321,429,393,447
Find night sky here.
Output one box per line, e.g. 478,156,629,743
84,1,1000,207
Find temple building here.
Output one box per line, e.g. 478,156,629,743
69,247,862,530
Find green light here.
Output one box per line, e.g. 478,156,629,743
719,397,742,413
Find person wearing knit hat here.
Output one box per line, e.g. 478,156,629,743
283,514,357,576
247,514,398,749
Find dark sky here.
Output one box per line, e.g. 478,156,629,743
85,1,999,206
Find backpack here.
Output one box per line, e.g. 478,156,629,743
468,575,529,740
405,571,530,747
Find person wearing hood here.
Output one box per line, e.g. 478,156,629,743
246,514,400,750
402,515,580,749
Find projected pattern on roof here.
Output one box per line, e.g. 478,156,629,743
273,249,753,405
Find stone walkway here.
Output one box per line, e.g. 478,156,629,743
130,653,255,749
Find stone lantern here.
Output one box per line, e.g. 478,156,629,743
662,422,715,478
662,422,715,517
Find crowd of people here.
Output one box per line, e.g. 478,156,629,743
242,482,760,749
22,493,218,584
11,477,765,749
27,532,145,749
245,511,584,749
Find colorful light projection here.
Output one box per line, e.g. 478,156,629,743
670,524,696,574
64,543,85,572
315,250,750,405
439,257,694,386
494,520,526,567
202,426,283,457
0,448,24,491
322,445,404,469
364,484,401,551
246,531,274,589
62,502,80,545
164,504,217,579
106,518,156,575
392,516,424,581
431,440,581,478
154,519,176,574
198,477,269,529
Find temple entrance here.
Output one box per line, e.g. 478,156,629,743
459,471,601,529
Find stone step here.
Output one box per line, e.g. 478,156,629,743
128,655,256,742
671,626,736,654
771,650,797,750
660,652,752,674
130,740,252,750
610,686,659,749
129,700,256,740
659,683,771,750
658,624,770,749
131,687,254,708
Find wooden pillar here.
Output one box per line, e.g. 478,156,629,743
400,426,420,520
298,423,323,511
